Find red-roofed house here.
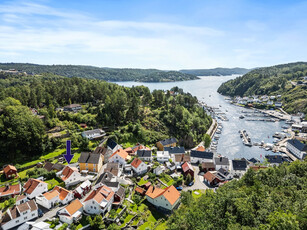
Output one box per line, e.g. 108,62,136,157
131,158,147,175
125,144,151,156
57,166,83,187
145,185,180,212
0,184,21,200
108,149,130,166
3,165,18,179
58,199,83,224
35,186,74,209
182,162,194,178
83,185,114,215
23,178,48,199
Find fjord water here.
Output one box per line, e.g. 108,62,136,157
115,76,285,161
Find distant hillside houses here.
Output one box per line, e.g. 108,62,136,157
234,95,283,107
81,129,106,140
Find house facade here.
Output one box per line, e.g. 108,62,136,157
137,150,152,162
190,150,214,164
63,104,82,112
145,186,180,212
35,186,74,209
0,184,21,200
23,178,48,199
57,166,83,187
73,180,92,199
182,162,194,178
156,151,170,163
287,139,307,159
0,200,38,230
214,157,230,170
58,199,83,225
231,160,248,177
83,185,114,215
79,152,103,173
153,165,165,176
109,149,129,166
131,158,148,175
3,165,17,179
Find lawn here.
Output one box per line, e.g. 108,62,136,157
192,189,204,199
69,152,81,164
120,214,134,228
138,177,149,186
45,178,60,190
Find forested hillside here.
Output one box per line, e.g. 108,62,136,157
217,62,307,114
180,67,250,76
167,159,307,230
0,73,211,164
0,63,198,82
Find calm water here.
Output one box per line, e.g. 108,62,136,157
114,76,285,161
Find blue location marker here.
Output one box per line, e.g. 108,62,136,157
64,140,73,164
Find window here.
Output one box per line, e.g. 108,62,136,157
16,220,19,223
94,207,96,209
32,213,35,216
24,217,27,220
91,206,93,208
92,201,95,204
166,204,168,206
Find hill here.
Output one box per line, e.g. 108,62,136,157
217,62,307,114
0,63,198,82
180,67,250,76
167,160,307,229
0,73,211,164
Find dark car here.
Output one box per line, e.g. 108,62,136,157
38,209,44,217
188,182,194,187
176,186,183,191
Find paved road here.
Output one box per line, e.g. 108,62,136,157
35,206,61,223
183,165,208,191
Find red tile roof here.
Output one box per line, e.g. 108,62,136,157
131,158,143,169
65,199,83,216
84,185,114,204
3,165,17,174
203,171,216,183
145,185,180,205
110,148,128,160
182,162,193,173
23,178,47,195
0,184,21,197
61,166,78,181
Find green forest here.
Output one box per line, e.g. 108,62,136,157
0,63,198,82
180,67,250,76
0,73,211,165
217,62,307,114
167,159,307,230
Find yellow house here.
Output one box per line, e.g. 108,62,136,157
156,138,177,151
79,152,103,173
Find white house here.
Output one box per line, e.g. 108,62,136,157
0,200,38,230
137,150,152,162
165,161,176,171
156,151,170,163
287,139,307,160
214,157,230,171
267,100,273,105
145,185,180,212
57,166,83,187
275,102,282,107
58,199,83,225
231,160,248,178
131,158,148,175
104,139,122,163
83,185,114,215
190,150,214,164
23,178,48,199
108,149,130,166
35,186,74,209
153,165,165,175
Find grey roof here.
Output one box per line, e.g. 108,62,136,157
79,152,90,163
95,172,115,185
137,150,152,158
190,150,214,159
232,160,247,171
64,104,81,109
214,157,229,165
107,139,118,150
159,138,177,146
104,162,119,176
164,146,185,154
79,152,101,164
82,129,104,136
287,139,307,151
52,163,65,171
44,162,54,172
217,167,229,177
248,157,260,164
116,186,125,199
265,155,289,164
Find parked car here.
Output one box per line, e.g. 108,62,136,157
176,186,183,191
188,182,194,187
38,209,44,217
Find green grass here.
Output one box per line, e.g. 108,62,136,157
138,177,149,186
45,178,60,190
70,152,81,164
192,189,204,199
120,214,134,228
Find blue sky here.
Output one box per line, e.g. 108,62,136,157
0,0,306,69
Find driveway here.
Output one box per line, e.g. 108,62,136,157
183,165,208,191
35,206,61,223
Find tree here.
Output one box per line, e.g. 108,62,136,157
204,134,211,148
266,211,300,230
